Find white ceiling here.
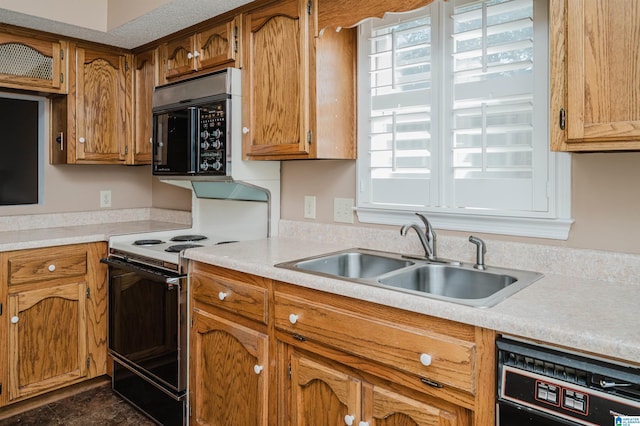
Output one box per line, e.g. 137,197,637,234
0,0,253,49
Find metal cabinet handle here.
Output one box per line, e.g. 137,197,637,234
79,137,86,143
253,365,263,375
242,127,250,134
11,316,19,324
288,314,299,324
344,415,355,426
218,292,227,301
48,264,56,272
358,422,370,426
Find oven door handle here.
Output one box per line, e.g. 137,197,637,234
100,257,186,284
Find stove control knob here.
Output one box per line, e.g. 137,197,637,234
218,292,227,301
48,264,56,272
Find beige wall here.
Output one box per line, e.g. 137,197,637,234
0,162,191,218
0,0,107,31
281,152,640,255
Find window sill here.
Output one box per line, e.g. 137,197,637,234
356,208,573,240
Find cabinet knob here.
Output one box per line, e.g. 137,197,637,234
253,364,263,375
344,415,355,426
187,52,194,59
242,127,250,134
218,292,227,301
358,422,370,426
288,313,299,324
11,316,19,324
79,137,86,143
419,353,432,366
48,264,56,272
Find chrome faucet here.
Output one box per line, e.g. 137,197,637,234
400,213,437,260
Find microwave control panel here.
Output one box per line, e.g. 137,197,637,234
198,100,228,174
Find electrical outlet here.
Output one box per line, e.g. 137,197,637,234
334,197,354,223
100,190,112,208
303,195,316,219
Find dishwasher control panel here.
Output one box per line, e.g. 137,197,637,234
497,337,640,425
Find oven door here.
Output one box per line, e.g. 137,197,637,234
103,257,187,393
152,106,197,175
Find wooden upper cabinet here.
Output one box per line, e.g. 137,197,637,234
128,48,157,165
243,0,356,160
0,32,67,93
51,43,130,164
551,0,640,151
161,15,241,83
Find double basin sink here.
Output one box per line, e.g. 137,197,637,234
275,248,543,308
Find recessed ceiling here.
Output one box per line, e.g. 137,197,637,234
0,0,253,49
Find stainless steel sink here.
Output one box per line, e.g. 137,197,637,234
379,265,517,300
279,249,414,279
275,248,543,308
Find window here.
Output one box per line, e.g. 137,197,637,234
357,0,572,239
0,92,45,206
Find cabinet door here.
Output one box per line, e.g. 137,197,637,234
75,46,127,163
7,281,88,401
242,0,311,158
363,384,461,426
290,352,361,426
0,33,66,93
129,48,156,165
190,308,268,426
163,35,196,81
196,17,241,72
552,0,640,150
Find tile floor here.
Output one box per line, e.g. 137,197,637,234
0,383,156,426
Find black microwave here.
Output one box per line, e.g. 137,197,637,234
152,71,233,178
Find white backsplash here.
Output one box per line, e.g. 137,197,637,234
279,220,640,286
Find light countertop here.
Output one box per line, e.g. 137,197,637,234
184,237,640,366
3,214,637,366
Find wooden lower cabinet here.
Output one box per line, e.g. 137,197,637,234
0,242,108,407
188,263,494,425
291,350,463,426
7,281,88,401
189,308,269,425
189,262,272,425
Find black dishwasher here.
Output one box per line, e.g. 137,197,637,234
497,336,640,425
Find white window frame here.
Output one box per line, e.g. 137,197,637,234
356,0,573,240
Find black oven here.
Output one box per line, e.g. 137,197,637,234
102,257,187,426
497,337,640,426
152,69,233,178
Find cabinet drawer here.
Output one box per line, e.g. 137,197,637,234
191,270,268,325
8,247,88,286
274,290,476,393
